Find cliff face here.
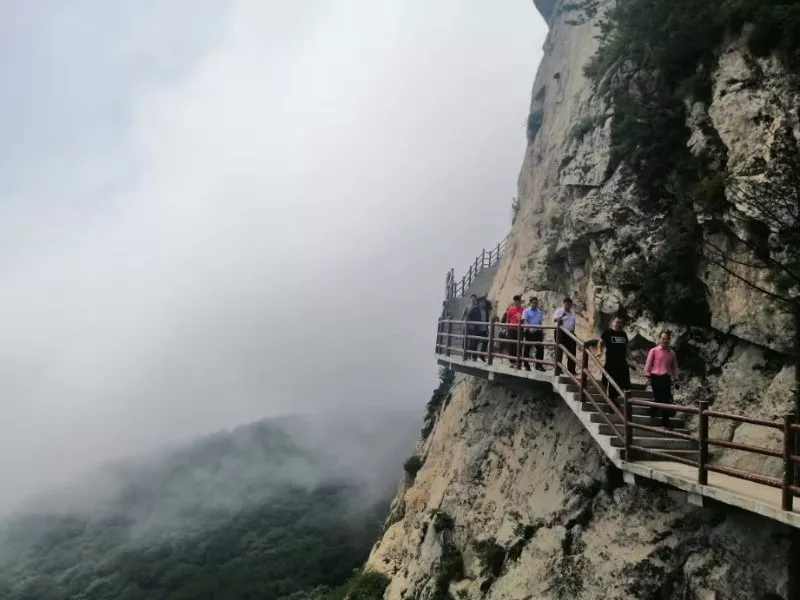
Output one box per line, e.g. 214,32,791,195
367,381,788,599
365,1,797,598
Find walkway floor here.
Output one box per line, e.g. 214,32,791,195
633,460,800,526
437,353,800,530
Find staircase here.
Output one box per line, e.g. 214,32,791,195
559,377,699,461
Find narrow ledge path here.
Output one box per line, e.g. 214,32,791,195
436,353,800,530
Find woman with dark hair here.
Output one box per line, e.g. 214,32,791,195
482,298,492,321
644,330,679,428
477,298,492,361
465,296,490,361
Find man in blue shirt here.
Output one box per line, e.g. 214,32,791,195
522,296,545,371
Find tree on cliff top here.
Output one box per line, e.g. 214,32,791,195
702,129,800,418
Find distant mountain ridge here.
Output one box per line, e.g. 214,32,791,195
0,409,419,600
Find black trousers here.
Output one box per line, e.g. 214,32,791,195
504,328,520,364
524,329,544,368
602,360,631,401
559,334,577,375
467,327,487,360
650,374,673,425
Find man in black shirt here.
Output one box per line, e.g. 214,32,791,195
595,316,631,402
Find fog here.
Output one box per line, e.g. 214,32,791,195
1,409,420,543
0,0,546,513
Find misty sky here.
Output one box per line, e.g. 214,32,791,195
0,0,546,511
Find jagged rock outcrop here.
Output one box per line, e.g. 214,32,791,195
365,0,798,598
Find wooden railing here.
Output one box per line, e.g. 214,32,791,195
625,398,800,510
434,318,800,512
444,237,508,301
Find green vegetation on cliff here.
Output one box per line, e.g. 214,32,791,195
581,0,800,324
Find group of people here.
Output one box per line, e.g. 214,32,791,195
459,294,679,428
463,294,546,371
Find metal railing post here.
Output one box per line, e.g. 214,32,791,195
783,412,794,511
435,318,443,355
578,344,588,400
698,400,709,485
487,320,495,366
623,391,633,460
461,276,466,296
463,318,469,359
445,320,453,357
481,249,486,268
554,326,563,376
516,323,523,369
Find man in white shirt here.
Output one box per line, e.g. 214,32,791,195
553,297,577,375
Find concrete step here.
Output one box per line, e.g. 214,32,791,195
566,385,653,399
590,412,685,429
581,402,653,417
597,423,691,438
557,376,645,391
610,437,697,450
628,448,700,462
585,403,687,425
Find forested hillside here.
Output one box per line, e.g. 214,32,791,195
0,411,418,600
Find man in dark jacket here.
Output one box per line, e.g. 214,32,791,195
465,295,487,361
595,315,631,403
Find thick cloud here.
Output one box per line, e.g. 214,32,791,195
0,0,545,511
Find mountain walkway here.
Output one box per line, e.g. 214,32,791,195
436,243,800,530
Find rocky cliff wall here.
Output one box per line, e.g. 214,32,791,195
364,1,798,598
367,379,789,599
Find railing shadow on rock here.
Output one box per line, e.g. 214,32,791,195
434,317,800,514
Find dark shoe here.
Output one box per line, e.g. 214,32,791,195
535,365,545,372
661,415,670,429
523,364,531,371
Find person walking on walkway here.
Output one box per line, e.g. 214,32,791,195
644,330,679,428
522,296,544,371
465,295,487,361
462,294,478,319
553,297,577,375
504,295,525,367
478,298,492,359
596,316,631,403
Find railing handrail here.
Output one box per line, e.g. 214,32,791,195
584,347,626,403
435,308,800,513
444,236,509,301
557,326,582,345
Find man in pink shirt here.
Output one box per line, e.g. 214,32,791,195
644,330,679,428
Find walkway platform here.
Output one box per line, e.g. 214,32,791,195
438,353,800,530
